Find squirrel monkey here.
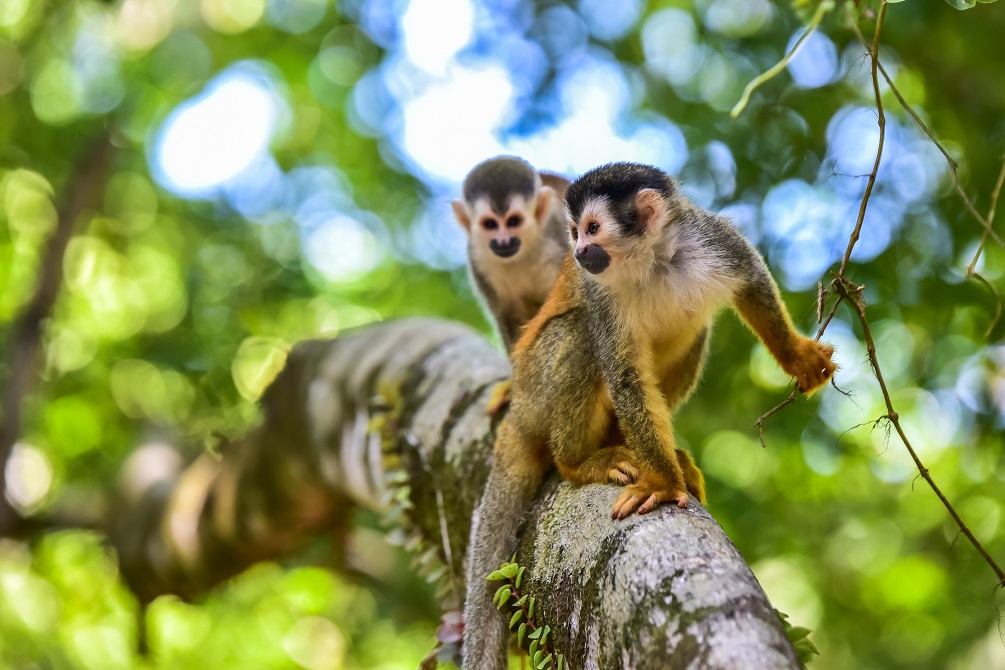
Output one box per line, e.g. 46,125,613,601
452,156,571,354
461,163,836,670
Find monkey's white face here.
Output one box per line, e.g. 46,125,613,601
455,190,558,268
570,193,668,287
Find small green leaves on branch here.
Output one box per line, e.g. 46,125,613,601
777,610,820,665
487,561,564,669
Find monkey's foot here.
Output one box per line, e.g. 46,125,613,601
786,339,836,395
611,479,688,519
485,380,512,416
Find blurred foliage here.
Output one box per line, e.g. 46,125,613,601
1,0,1005,668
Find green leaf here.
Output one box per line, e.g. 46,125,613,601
944,0,977,8
787,626,812,643
510,609,524,629
487,570,507,582
528,627,542,640
496,587,512,609
516,595,528,606
499,563,519,579
533,650,543,667
558,654,564,670
518,623,528,647
528,596,535,619
540,625,550,645
516,566,526,588
537,653,553,669
529,640,539,658
795,638,820,663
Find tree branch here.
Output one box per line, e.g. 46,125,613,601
112,319,800,667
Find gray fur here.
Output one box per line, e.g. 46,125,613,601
463,156,539,215
461,157,571,353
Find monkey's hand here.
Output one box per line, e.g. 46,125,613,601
556,446,639,486
784,338,836,395
611,473,688,519
603,446,639,485
485,380,512,416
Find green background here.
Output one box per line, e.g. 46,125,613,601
1,0,1004,668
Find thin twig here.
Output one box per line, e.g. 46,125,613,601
815,292,845,341
835,278,1005,585
965,149,1005,276
817,281,825,324
971,273,1003,339
838,2,887,277
730,0,836,118
847,13,1005,249
964,150,1005,336
0,129,114,535
753,390,796,448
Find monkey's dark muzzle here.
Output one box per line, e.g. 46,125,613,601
490,238,521,258
575,244,610,274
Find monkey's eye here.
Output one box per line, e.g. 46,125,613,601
506,215,521,228
570,226,578,240
482,219,498,230
587,221,600,235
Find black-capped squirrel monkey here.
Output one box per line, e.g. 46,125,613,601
452,156,571,354
461,163,836,670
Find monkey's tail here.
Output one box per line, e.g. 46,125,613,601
676,447,707,505
462,422,545,670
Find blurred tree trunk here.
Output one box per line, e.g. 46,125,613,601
0,130,114,535
112,318,800,669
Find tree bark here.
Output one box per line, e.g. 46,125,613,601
113,318,800,669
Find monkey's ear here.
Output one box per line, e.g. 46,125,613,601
451,199,472,232
636,189,669,233
534,185,556,223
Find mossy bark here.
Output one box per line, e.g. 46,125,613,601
113,318,800,669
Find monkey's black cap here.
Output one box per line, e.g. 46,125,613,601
565,163,677,236
463,156,538,215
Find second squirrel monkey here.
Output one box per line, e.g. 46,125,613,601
452,156,571,354
461,162,836,670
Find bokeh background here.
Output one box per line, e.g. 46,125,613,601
2,0,1005,668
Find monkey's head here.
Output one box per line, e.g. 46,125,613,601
452,156,557,263
565,162,678,284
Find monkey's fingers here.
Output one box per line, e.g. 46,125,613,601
637,490,689,514
607,460,639,485
791,340,837,395
611,490,647,520
608,469,631,485
485,380,512,416
612,484,688,518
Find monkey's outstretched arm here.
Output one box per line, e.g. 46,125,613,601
462,420,547,670
729,242,835,394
